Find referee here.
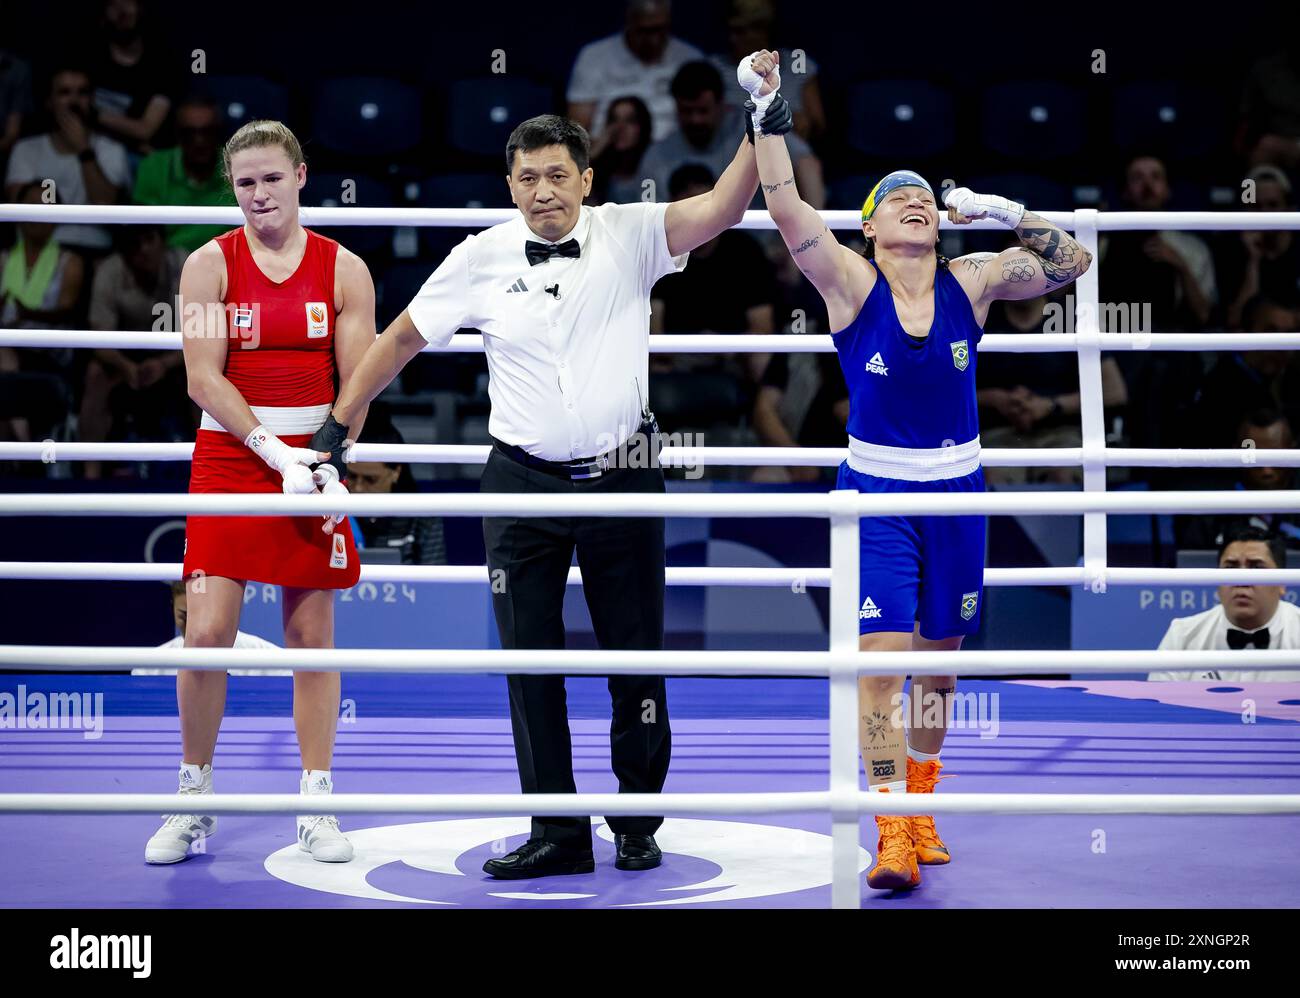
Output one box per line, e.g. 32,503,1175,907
324,96,792,878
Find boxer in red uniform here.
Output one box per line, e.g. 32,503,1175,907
145,121,375,865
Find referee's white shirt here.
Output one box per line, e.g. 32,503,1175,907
1148,599,1300,681
407,202,688,462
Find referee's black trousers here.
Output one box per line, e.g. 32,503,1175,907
481,448,671,847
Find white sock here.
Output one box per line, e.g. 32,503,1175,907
178,762,208,788
302,769,332,793
870,780,906,795
907,745,941,764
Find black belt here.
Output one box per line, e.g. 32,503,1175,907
492,418,659,482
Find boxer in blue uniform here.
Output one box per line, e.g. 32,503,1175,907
738,50,1093,890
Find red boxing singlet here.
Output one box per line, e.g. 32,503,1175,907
182,226,360,590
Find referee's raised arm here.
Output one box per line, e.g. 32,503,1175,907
661,51,799,256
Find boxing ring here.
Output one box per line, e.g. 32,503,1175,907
2,204,1300,909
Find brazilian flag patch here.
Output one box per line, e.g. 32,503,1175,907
960,591,979,621
951,340,970,372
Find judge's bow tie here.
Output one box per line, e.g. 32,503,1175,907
525,238,581,266
1226,627,1270,650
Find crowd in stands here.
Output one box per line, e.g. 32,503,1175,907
1,0,1298,566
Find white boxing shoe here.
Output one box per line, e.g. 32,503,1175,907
297,770,353,863
145,763,216,864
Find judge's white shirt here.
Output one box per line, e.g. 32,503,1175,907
134,631,289,676
407,202,688,462
1149,599,1300,681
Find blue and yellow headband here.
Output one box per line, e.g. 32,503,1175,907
861,170,933,221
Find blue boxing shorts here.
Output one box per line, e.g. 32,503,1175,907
835,462,987,639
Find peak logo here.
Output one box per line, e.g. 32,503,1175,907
264,817,870,907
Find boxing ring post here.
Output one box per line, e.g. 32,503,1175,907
827,490,861,909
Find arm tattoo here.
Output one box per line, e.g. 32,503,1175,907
959,252,997,277
793,226,829,255
1015,210,1091,279
1001,256,1038,283
762,175,795,195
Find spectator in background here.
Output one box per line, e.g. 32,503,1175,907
588,96,653,205
346,422,447,566
566,0,702,144
640,60,823,208
752,351,847,483
0,49,33,167
134,580,287,676
650,163,775,385
1099,154,1216,331
0,182,86,329
1239,50,1300,169
1150,527,1300,681
1188,297,1300,449
977,293,1127,485
5,65,129,254
712,0,824,142
1177,409,1300,551
84,0,172,154
0,182,85,444
1219,166,1300,328
133,95,234,253
80,223,189,479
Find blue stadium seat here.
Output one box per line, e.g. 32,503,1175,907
415,173,511,209
1110,82,1227,160
414,174,511,256
303,171,395,209
311,78,422,158
981,82,1086,159
845,81,955,158
446,77,554,158
301,172,396,255
191,76,289,129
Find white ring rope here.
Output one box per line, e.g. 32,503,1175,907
3,561,1300,587
4,645,1300,677
1,791,1295,817
2,203,1299,231
3,441,1299,469
5,329,1300,353
0,489,1296,518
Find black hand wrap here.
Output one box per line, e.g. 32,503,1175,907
744,93,795,145
308,412,350,481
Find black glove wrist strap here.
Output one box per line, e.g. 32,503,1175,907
309,412,350,480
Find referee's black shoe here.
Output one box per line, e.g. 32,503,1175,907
482,838,595,879
614,833,662,871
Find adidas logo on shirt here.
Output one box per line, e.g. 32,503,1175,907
865,352,888,376
506,278,528,294
859,597,883,620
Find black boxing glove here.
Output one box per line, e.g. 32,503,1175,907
744,93,795,144
308,411,350,481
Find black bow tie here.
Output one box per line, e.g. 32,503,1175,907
525,238,581,267
1226,627,1270,650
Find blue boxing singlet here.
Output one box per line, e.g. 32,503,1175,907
832,258,982,480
